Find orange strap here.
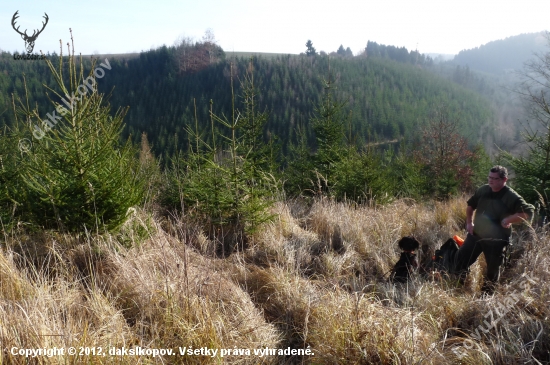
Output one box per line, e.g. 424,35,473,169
453,235,464,247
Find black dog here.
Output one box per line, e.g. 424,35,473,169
390,236,420,283
428,237,459,274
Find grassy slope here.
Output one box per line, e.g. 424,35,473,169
0,197,548,364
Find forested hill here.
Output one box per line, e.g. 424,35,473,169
452,32,548,74
0,47,493,159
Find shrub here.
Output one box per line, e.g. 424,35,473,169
7,39,146,232
161,62,279,255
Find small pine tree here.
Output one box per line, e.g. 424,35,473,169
9,37,146,232
0,124,21,229
311,71,347,194
161,61,278,256
284,64,352,198
238,64,280,180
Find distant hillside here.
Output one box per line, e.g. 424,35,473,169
452,32,548,74
83,50,495,159
0,47,493,160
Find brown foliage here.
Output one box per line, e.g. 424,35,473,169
415,107,477,192
175,33,224,74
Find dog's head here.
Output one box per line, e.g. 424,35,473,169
398,236,420,251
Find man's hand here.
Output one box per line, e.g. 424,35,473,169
502,213,529,228
501,217,512,228
466,206,475,235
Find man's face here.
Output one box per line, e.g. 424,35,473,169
488,172,507,192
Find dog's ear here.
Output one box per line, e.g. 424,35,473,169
398,236,420,251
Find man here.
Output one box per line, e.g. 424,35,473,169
454,165,534,292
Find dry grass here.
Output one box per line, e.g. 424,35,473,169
0,197,549,364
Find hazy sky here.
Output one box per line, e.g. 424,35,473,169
1,0,548,56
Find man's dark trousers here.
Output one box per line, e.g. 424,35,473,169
454,233,509,283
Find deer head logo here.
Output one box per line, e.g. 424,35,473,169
12,11,49,54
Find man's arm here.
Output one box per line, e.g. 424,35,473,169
501,212,530,229
503,189,535,228
466,205,475,234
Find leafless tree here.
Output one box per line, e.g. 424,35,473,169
506,32,550,211
174,29,223,74
517,32,550,145
415,106,476,195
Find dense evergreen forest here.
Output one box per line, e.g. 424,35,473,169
1,43,494,162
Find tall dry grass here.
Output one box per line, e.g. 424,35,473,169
0,196,548,364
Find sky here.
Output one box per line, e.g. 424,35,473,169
1,0,549,57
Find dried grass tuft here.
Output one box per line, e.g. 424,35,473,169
1,199,549,364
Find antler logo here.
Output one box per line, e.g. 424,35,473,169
11,10,49,54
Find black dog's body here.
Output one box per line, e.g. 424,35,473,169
428,238,459,274
391,236,420,283
391,236,463,283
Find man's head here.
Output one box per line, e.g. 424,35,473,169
488,165,508,192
